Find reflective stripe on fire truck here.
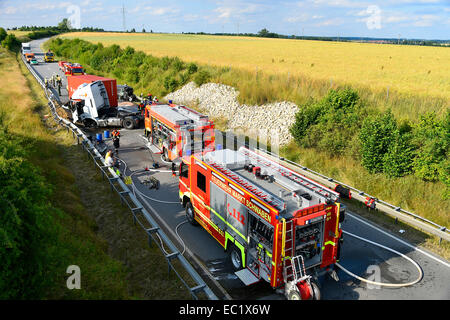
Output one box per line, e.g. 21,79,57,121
335,202,341,236
322,241,336,250
225,234,246,268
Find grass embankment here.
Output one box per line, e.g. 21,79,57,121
59,32,449,122
0,48,192,299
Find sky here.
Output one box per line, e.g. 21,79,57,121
0,0,449,40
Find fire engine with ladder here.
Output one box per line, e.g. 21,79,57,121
178,146,345,300
144,102,215,162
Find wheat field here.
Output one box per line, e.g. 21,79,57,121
61,32,450,103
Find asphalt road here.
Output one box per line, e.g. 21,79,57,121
28,38,450,300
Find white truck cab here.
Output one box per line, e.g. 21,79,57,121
69,81,142,129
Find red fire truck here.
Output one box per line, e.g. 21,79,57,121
63,62,85,76
178,146,345,300
144,102,215,162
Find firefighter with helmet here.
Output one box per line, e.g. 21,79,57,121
146,93,153,105
112,129,121,153
138,101,145,115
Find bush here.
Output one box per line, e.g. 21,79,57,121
126,67,140,83
187,62,198,74
359,109,397,173
194,70,210,86
172,57,184,72
164,75,179,92
1,34,20,51
0,124,61,299
382,131,414,177
290,88,365,155
411,112,448,182
0,28,7,43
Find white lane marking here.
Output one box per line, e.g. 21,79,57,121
347,211,450,269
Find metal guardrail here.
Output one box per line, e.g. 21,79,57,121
21,54,218,300
215,130,449,243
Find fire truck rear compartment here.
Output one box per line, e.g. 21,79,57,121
295,219,324,269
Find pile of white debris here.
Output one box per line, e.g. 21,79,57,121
165,82,298,146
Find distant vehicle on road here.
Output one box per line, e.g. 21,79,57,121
30,57,39,65
44,50,55,63
25,53,35,63
21,43,31,55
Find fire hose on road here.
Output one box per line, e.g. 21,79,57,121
336,230,423,288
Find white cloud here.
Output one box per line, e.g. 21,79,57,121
315,17,345,26
285,13,310,23
297,0,369,8
3,6,18,14
213,1,268,21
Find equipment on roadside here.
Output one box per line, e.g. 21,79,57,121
178,147,345,300
141,175,160,190
144,102,215,162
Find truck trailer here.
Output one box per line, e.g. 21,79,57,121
68,75,118,107
178,146,345,300
144,103,215,162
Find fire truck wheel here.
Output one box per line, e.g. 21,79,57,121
287,290,301,300
229,246,243,271
185,202,198,226
310,281,321,300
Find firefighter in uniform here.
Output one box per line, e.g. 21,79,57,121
138,101,145,116
171,162,176,177
112,129,121,153
56,75,62,95
146,93,152,105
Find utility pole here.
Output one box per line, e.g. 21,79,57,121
122,3,126,32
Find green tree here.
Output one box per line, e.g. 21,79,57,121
58,18,70,30
359,109,398,173
0,28,7,43
1,34,20,51
382,130,414,177
411,112,449,182
290,88,365,155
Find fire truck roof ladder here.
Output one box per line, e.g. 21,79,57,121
174,105,209,122
209,161,285,211
240,148,340,202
